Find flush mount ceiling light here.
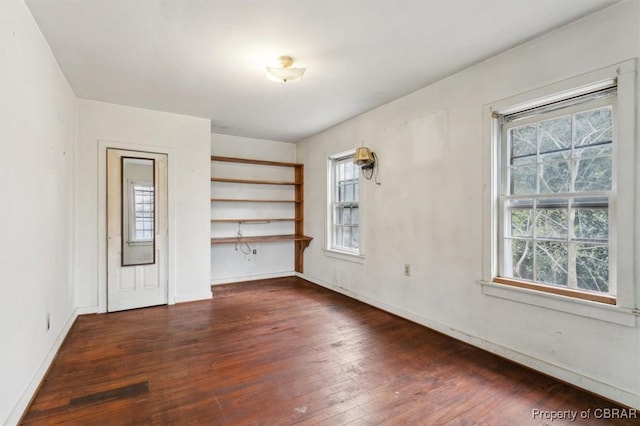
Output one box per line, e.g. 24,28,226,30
266,56,306,83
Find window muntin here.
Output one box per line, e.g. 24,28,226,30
499,93,615,297
329,154,360,253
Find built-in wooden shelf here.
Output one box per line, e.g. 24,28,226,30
211,177,298,185
210,156,312,273
211,156,300,168
211,234,313,244
211,198,299,203
211,218,300,223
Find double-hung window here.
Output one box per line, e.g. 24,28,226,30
495,85,618,304
328,152,360,254
484,60,636,322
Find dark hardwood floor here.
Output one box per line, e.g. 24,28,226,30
22,277,636,425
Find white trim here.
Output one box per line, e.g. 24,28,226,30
97,140,176,313
174,291,213,304
210,271,296,286
323,248,365,264
5,307,80,425
477,280,637,327
486,60,634,115
75,305,99,315
614,61,638,308
297,272,640,409
496,78,617,117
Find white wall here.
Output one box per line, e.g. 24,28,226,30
0,2,77,423
211,134,297,283
297,1,640,408
75,100,212,306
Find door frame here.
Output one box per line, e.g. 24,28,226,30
97,139,176,313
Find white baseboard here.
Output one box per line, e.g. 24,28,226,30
211,271,295,286
296,272,640,409
75,305,99,315
175,291,213,304
4,307,80,426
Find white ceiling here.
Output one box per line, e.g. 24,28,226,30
25,0,617,143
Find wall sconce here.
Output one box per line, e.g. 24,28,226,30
353,146,381,185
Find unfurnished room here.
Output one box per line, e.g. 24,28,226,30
1,0,639,424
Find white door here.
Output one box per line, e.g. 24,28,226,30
107,149,168,312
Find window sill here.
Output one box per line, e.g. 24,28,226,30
477,280,637,327
323,249,365,264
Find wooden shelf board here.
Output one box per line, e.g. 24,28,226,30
211,177,298,185
211,156,301,168
211,218,299,223
211,198,300,203
211,234,313,244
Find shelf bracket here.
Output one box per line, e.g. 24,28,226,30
295,238,312,273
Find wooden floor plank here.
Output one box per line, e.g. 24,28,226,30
21,277,636,425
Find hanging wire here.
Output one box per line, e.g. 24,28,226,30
362,152,381,185
234,223,251,255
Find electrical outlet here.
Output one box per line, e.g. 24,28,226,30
404,264,411,276
252,249,257,255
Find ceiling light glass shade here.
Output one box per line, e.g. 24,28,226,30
266,66,305,83
266,56,306,83
353,147,375,167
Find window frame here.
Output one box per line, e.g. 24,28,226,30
480,59,637,325
326,150,363,258
497,94,616,304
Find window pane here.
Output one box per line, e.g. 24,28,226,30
509,206,533,237
535,241,568,286
539,116,571,159
540,151,570,163
334,226,343,247
510,125,536,165
510,165,536,195
575,107,612,147
342,207,351,226
352,227,359,250
573,203,608,241
575,144,611,158
538,161,570,193
352,207,359,225
344,163,353,180
339,185,346,201
575,243,609,292
535,203,568,239
345,183,353,202
574,157,611,192
508,239,533,280
343,227,352,249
